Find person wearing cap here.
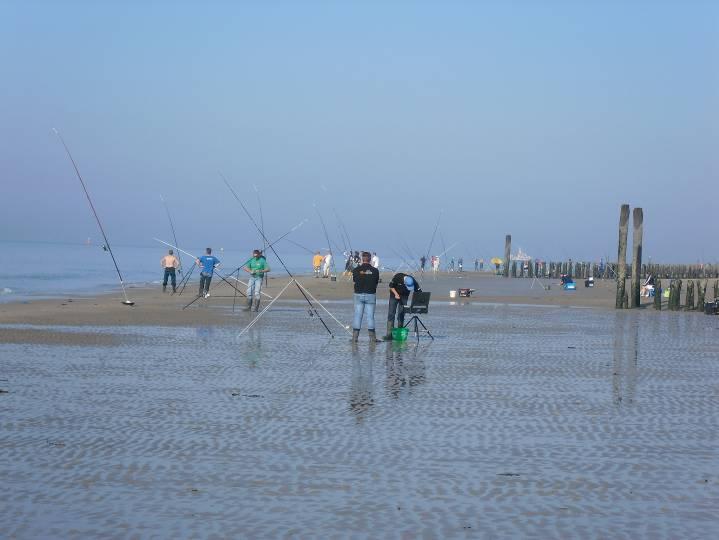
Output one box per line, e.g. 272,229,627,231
160,249,180,293
383,272,422,340
242,249,270,312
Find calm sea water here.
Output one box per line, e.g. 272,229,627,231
0,241,407,302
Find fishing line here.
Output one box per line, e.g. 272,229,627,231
53,128,134,306
284,238,315,254
220,173,334,337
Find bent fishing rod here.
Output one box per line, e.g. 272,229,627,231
53,128,134,306
160,194,183,274
220,173,334,337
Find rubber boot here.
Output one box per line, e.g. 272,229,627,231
368,329,382,343
163,285,166,293
383,320,394,341
350,329,360,343
252,298,261,312
243,298,252,311
172,286,176,293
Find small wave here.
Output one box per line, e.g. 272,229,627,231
1,287,12,295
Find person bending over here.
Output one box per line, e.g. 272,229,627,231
384,272,421,340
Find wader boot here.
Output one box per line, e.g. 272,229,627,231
252,298,261,312
383,320,394,341
350,329,360,343
368,329,382,343
243,298,252,311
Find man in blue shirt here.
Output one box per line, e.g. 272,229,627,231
196,247,220,298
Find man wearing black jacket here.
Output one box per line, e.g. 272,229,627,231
383,272,421,340
351,251,381,343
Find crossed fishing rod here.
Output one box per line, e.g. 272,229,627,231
154,219,306,310
220,172,349,338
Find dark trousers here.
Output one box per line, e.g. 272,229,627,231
387,295,409,326
163,268,176,289
199,273,213,295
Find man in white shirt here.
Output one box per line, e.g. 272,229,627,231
323,252,333,278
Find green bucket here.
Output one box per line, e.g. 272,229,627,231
392,327,409,341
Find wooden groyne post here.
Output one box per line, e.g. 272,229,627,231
503,235,511,278
615,204,630,309
630,208,643,308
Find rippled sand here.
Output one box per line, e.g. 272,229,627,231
1,303,717,538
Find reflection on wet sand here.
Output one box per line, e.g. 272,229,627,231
349,345,374,422
385,342,427,399
612,312,638,406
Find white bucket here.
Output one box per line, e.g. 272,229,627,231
449,290,457,298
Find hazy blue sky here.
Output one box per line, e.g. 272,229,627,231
1,1,716,263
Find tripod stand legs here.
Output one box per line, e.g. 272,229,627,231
403,315,434,341
176,264,196,296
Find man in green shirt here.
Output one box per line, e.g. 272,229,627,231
242,249,270,311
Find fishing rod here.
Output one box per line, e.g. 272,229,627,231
53,128,134,306
401,239,419,271
389,246,418,274
253,184,269,287
439,229,448,269
154,219,305,299
435,241,459,261
284,238,315,254
253,184,266,253
314,204,337,276
160,194,183,274
423,210,442,266
153,238,249,308
220,173,335,337
333,208,352,256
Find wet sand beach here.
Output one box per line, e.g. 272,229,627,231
1,275,717,537
0,272,643,332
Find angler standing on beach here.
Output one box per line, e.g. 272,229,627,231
160,249,180,293
196,248,220,298
351,251,381,343
312,251,323,278
243,249,270,312
383,272,422,340
323,251,332,278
